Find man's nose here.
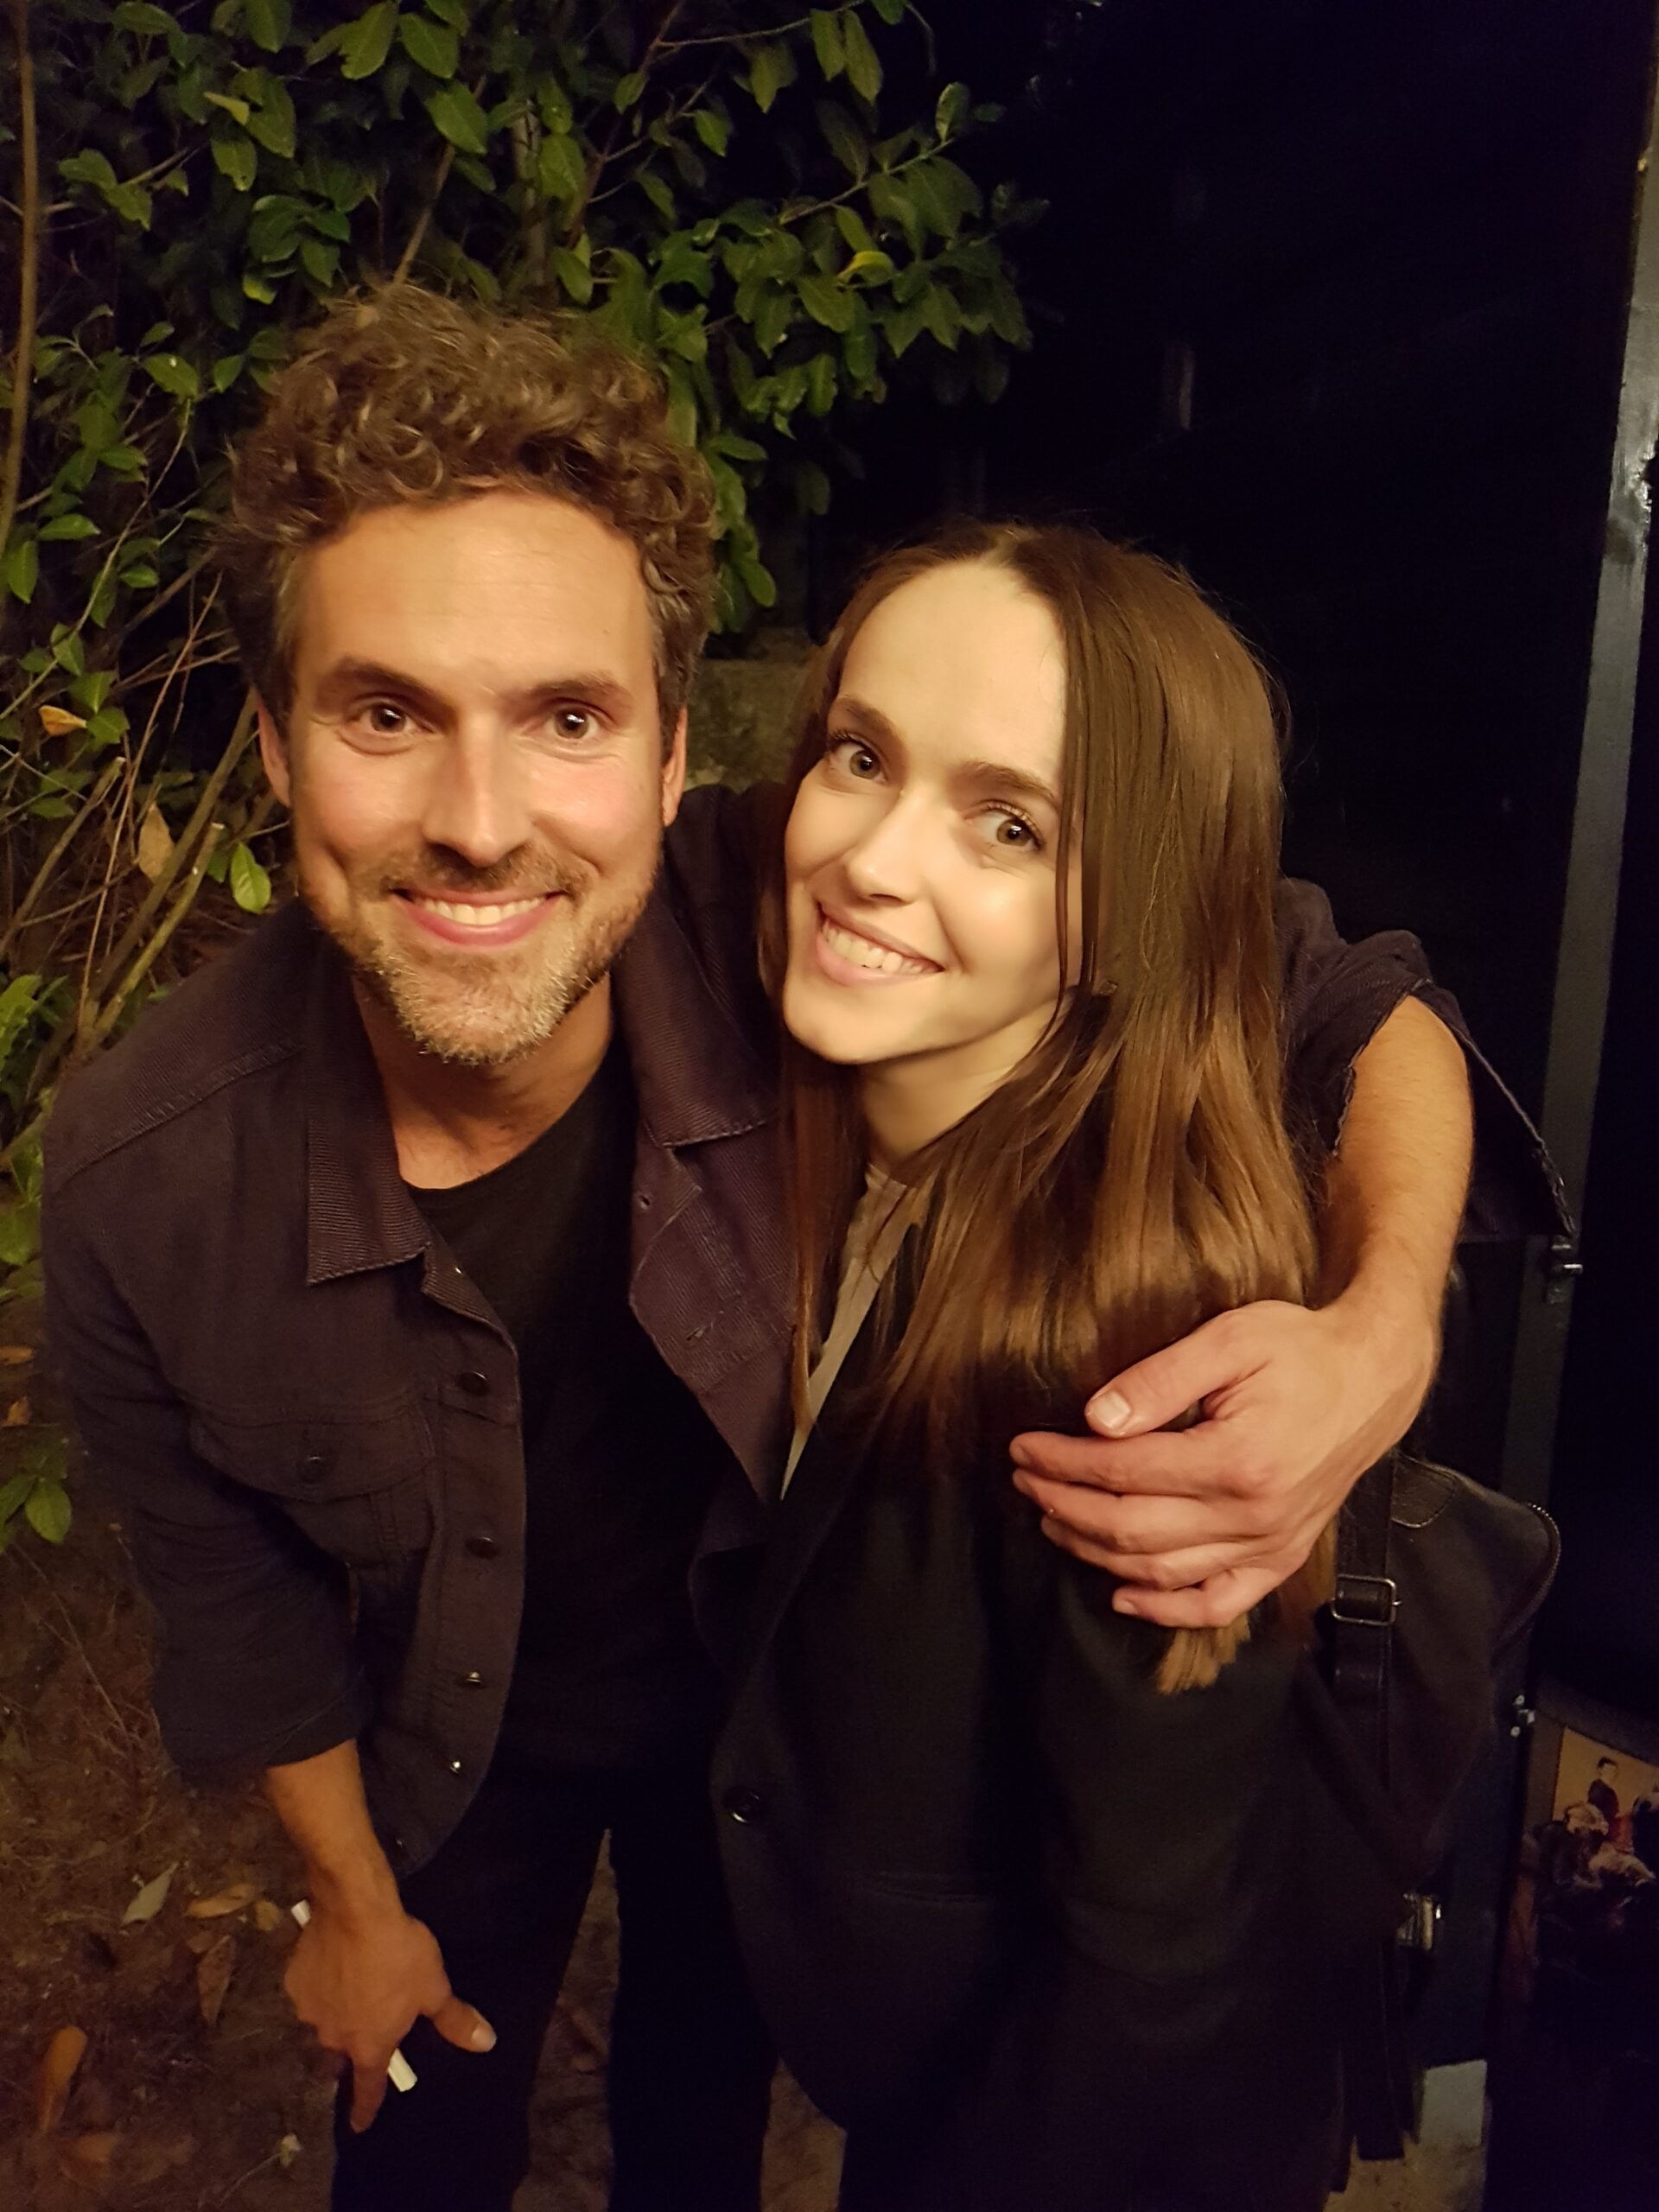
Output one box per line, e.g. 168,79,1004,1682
418,727,532,869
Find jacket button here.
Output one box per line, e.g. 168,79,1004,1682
298,1452,328,1484
448,1758,463,1775
456,1670,486,1688
465,1534,499,1560
456,1370,489,1396
721,1785,766,1826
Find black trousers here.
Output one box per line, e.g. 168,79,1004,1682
329,1762,777,2212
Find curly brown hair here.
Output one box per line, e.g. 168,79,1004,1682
217,283,716,735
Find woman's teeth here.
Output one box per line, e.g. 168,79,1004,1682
412,896,543,928
821,916,932,976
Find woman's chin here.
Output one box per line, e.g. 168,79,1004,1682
782,969,890,1067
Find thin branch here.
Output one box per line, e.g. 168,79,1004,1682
86,819,226,1050
0,0,40,572
562,0,687,247
391,137,459,287
659,4,850,54
0,756,122,966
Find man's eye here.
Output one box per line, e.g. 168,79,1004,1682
364,701,410,735
552,708,596,740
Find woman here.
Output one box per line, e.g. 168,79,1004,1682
714,524,1403,2210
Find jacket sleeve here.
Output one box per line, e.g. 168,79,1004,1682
1276,875,1568,1242
42,1180,370,1784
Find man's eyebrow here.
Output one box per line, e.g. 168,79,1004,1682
310,660,637,720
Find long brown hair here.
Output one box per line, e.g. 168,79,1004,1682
760,522,1333,1694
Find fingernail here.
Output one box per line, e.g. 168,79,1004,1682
1010,1442,1033,1471
1090,1390,1132,1434
1112,1591,1142,1616
471,2022,497,2051
1011,1471,1033,1497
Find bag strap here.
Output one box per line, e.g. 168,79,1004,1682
1330,1455,1399,1787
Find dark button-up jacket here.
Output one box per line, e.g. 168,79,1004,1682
41,785,1554,1872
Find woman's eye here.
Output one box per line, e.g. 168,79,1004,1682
826,735,881,779
980,808,1043,853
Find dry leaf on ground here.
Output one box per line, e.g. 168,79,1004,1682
0,1344,33,1364
197,1932,236,2026
3,1398,29,1426
39,705,87,737
252,1897,285,1933
186,1881,257,1919
35,2027,87,2135
121,1862,177,1925
58,2132,120,2182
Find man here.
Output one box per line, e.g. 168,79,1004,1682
44,287,1516,2212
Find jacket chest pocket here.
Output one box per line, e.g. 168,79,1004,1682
187,1402,435,1569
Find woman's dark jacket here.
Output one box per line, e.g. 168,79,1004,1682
712,1292,1405,2204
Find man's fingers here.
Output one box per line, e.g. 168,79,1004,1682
348,2054,392,2133
429,1995,497,2054
1011,1426,1233,1500
1035,1517,1243,1591
1084,1308,1273,1438
1108,1564,1281,1629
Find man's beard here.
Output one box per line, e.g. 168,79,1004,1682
305,842,657,1069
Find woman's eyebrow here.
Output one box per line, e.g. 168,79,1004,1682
953,758,1063,814
830,695,906,752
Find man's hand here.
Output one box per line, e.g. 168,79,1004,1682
1010,1291,1439,1625
284,1892,495,2132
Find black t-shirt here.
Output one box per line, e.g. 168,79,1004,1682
411,1036,728,1771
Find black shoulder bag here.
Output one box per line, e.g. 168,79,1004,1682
1296,1452,1560,2159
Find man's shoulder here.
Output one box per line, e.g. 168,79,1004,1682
45,903,315,1193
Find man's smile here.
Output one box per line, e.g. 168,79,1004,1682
393,888,563,948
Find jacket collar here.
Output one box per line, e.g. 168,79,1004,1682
611,872,777,1149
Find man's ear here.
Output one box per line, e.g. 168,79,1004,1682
256,697,291,805
660,706,688,826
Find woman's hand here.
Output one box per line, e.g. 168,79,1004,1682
1009,1286,1439,1626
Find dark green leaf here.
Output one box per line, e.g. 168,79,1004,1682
213,353,246,391
935,80,970,140
869,0,905,22
339,2,399,81
919,283,961,347
735,549,778,609
817,101,867,179
73,668,115,713
975,346,1011,404
245,76,297,158
0,1198,40,1268
139,320,175,347
302,238,340,285
834,203,875,253
212,131,257,192
842,13,882,103
59,149,118,191
550,247,594,304
204,90,251,124
692,108,729,156
87,705,130,746
613,70,646,111
884,296,926,356
398,13,457,78
425,0,468,27
39,513,99,543
453,152,493,190
76,399,120,454
869,170,921,251
842,316,876,383
52,630,87,677
243,270,279,303
844,247,894,283
3,537,37,607
656,240,713,296
245,0,292,51
106,181,153,228
112,2,178,33
638,168,675,224
794,455,832,510
747,41,796,115
752,288,791,356
229,842,273,914
24,1479,71,1548
424,80,489,154
99,445,147,476
536,131,584,200
987,283,1029,347
798,271,854,333
810,10,844,78
805,354,836,417
144,353,201,401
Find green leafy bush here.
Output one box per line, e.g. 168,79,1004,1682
0,0,1042,1262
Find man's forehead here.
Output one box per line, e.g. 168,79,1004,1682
294,491,653,688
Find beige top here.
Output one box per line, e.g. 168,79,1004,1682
782,1168,920,1494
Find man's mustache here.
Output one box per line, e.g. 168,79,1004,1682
369,847,588,900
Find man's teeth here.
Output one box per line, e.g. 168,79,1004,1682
412,896,543,928
821,917,931,976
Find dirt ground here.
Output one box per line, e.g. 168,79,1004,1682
0,1312,842,2211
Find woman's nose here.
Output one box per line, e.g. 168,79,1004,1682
842,798,927,903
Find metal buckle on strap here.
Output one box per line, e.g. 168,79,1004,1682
1330,1573,1399,1627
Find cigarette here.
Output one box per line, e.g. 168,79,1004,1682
289,1900,418,2092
